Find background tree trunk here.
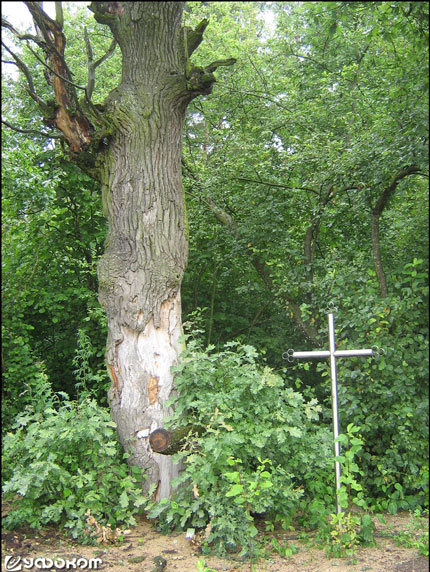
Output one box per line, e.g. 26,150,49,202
370,165,422,298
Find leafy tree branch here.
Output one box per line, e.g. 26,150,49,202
1,119,62,139
183,159,320,343
1,41,49,109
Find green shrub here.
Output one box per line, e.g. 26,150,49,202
1,328,49,431
72,327,110,403
2,377,147,542
147,339,333,555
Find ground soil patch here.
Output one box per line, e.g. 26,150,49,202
1,511,428,572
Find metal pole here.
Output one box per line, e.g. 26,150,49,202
328,313,342,514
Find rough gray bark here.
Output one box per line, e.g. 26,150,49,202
90,2,232,500
10,1,235,501
91,2,190,500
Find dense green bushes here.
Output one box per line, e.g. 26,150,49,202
147,337,335,555
2,373,147,543
1,330,48,430
146,323,428,555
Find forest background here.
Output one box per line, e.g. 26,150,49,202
2,0,429,557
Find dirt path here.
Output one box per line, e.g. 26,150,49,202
2,512,428,572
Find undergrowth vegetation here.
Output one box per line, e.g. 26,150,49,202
147,336,333,555
145,335,428,558
1,330,429,559
1,363,147,543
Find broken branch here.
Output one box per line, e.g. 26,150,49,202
185,18,209,57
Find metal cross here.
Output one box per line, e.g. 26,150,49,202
284,312,374,514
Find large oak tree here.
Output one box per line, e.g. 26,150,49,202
2,1,234,499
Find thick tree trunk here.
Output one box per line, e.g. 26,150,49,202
92,3,191,500
90,2,234,500
19,0,235,501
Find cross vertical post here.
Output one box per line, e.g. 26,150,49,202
285,312,374,514
328,312,342,515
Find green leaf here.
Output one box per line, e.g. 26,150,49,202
388,501,398,514
119,490,129,509
225,484,244,497
248,525,258,537
225,471,240,483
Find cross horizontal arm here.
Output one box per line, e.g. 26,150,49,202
291,349,373,359
334,349,373,357
292,351,330,359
